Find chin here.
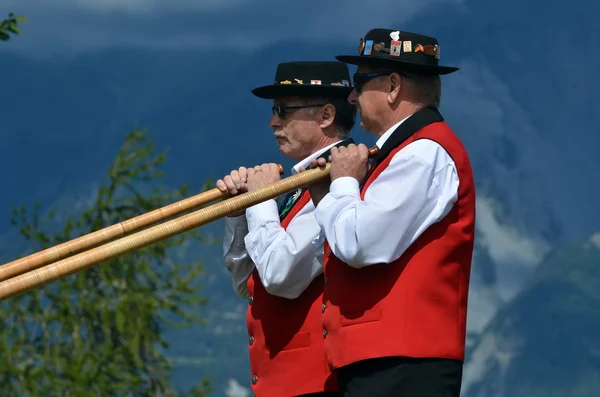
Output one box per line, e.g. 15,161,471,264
277,143,290,155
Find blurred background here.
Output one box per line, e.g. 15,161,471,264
0,0,598,396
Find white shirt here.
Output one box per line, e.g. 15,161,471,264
222,141,342,299
313,117,460,268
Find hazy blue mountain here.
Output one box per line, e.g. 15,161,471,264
462,232,600,397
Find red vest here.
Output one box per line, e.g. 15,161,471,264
322,120,476,370
246,190,338,397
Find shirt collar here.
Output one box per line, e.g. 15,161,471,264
291,140,344,175
375,115,410,148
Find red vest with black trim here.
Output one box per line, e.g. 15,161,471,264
246,189,338,397
321,108,476,370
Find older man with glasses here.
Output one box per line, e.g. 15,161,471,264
306,29,476,396
218,61,357,397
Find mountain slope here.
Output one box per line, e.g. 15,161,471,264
462,233,600,397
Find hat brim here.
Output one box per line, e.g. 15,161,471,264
251,84,354,99
335,55,459,75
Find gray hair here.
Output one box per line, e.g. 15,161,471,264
400,72,442,108
303,97,357,139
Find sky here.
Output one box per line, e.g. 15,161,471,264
1,0,462,55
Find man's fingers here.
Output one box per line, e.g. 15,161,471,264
239,166,247,182
223,175,237,194
358,143,369,158
216,179,227,192
231,169,241,182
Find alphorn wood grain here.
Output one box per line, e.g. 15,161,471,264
0,164,284,282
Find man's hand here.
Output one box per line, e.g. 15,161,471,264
247,163,281,192
216,166,250,217
329,143,370,184
300,157,331,207
216,166,249,196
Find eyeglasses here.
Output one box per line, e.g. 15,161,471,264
271,103,327,118
352,71,395,93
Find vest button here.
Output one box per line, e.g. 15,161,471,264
324,276,328,285
326,250,332,257
321,303,326,313
323,329,328,338
249,336,254,345
252,375,258,385
248,296,253,305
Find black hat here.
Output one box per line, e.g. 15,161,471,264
336,28,458,75
251,61,354,99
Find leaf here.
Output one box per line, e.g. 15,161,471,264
7,23,19,35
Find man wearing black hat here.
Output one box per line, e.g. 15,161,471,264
306,29,476,396
218,61,357,397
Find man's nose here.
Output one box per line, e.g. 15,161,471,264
269,113,281,128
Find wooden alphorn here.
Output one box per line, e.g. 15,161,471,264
0,146,377,301
0,165,284,282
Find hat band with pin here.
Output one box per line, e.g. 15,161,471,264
252,61,355,99
276,78,350,87
337,29,457,75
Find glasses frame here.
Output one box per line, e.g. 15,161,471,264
271,103,328,118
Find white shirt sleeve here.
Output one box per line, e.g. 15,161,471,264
222,215,254,299
314,139,459,268
244,198,324,299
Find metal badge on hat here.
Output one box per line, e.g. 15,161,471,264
413,44,438,57
390,40,401,56
373,42,389,53
358,37,365,55
331,80,350,86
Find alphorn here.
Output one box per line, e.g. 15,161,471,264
0,165,284,283
0,146,378,301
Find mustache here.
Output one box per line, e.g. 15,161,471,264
273,131,286,138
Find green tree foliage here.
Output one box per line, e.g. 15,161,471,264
0,130,214,396
1,12,26,41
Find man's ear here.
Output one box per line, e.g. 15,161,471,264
319,103,336,129
387,72,403,104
